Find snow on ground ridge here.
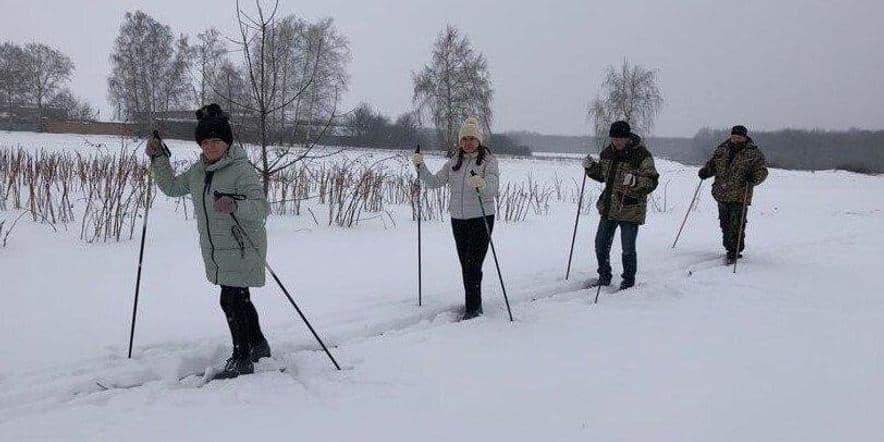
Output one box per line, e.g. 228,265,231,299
1,131,882,441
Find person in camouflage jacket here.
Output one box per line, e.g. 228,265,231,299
583,121,659,290
698,125,768,263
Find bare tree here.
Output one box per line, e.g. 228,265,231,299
0,42,27,113
21,43,74,121
412,25,493,154
107,10,194,129
209,60,248,116
194,28,228,106
266,14,306,137
587,58,664,144
587,99,614,151
220,0,350,194
294,17,350,142
169,35,197,107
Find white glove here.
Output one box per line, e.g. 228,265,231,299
622,173,637,187
468,174,486,190
582,155,596,169
412,153,424,166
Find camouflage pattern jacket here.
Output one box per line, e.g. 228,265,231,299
699,139,768,205
585,135,660,225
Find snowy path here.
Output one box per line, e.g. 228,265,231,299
1,133,883,441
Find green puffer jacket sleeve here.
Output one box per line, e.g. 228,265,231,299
151,155,194,198
232,163,270,223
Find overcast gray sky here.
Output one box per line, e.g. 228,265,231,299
1,0,882,136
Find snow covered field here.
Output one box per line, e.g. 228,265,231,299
1,131,883,441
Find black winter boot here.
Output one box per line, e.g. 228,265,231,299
462,306,484,321
250,339,272,363
587,276,611,288
462,281,483,321
212,357,255,380
726,251,744,265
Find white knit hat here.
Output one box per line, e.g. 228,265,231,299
458,116,483,144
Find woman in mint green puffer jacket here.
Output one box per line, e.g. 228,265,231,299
146,104,270,380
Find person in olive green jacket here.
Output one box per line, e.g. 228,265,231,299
145,103,271,380
698,125,768,264
583,121,659,290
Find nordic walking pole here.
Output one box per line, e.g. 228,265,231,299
733,185,750,274
414,144,423,306
672,180,703,249
214,191,341,370
469,171,514,322
128,130,165,359
128,168,150,359
565,172,587,280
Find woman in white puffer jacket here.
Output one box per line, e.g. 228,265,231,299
413,117,500,320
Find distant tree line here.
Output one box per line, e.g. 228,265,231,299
340,102,529,155
690,128,884,174
509,129,884,174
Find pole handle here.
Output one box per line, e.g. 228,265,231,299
469,170,485,194
151,130,171,157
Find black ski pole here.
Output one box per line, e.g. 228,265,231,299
672,179,703,249
128,172,150,359
414,144,422,307
469,171,513,322
733,185,750,274
588,140,605,304
565,173,587,280
214,191,341,370
128,130,164,359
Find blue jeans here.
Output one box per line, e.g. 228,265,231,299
595,218,639,284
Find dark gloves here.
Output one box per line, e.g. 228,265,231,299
698,167,712,180
145,135,170,159
145,137,163,158
214,196,237,214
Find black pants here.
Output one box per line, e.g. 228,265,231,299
595,217,639,284
220,286,266,359
451,216,494,313
717,202,748,254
